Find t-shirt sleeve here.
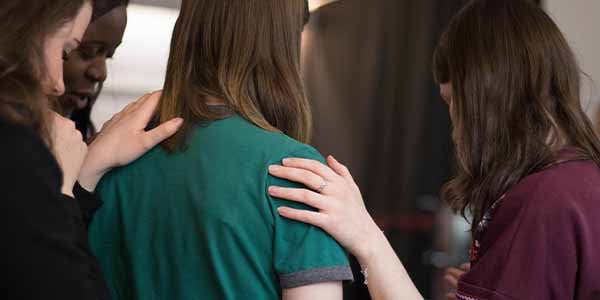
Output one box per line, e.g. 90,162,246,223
266,145,354,289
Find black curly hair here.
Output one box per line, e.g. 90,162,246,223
92,0,129,21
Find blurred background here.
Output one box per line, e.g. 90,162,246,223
92,0,600,299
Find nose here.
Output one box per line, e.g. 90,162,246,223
86,57,107,83
49,79,66,97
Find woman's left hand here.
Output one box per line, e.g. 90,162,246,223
443,263,470,299
268,156,384,261
78,91,183,191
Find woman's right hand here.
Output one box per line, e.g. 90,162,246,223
50,112,88,197
268,156,385,261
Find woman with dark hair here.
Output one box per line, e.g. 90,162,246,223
59,0,129,140
267,0,600,299
88,0,352,299
0,0,181,298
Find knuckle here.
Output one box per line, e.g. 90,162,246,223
66,119,76,128
56,118,69,129
301,190,311,202
160,124,173,136
289,169,302,178
310,173,322,183
287,209,300,219
301,170,313,179
142,137,155,151
317,215,330,227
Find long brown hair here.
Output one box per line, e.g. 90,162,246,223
158,0,312,152
0,0,88,144
433,0,600,231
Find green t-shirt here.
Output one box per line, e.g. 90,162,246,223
89,115,353,300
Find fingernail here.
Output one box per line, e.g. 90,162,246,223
268,186,277,193
268,165,279,172
277,207,288,213
282,158,290,164
175,118,184,126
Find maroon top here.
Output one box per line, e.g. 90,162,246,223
456,153,600,300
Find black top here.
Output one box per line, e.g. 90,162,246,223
0,122,109,299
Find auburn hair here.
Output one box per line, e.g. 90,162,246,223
159,0,312,151
0,0,89,144
433,0,600,230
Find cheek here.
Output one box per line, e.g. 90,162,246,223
47,61,63,87
41,46,65,95
63,56,87,85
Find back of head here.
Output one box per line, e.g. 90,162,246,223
433,0,600,228
158,0,312,152
0,0,86,143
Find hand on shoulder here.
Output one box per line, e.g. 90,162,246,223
268,155,384,260
78,91,183,191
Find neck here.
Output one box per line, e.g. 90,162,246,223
205,95,226,106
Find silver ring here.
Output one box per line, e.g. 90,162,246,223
317,180,328,193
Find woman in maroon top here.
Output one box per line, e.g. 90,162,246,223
267,0,600,299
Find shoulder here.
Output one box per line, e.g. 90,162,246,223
481,159,600,254
0,122,56,168
191,115,324,162
461,160,600,300
0,122,61,191
0,122,46,153
475,159,600,254
507,159,600,217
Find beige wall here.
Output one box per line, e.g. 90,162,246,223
545,0,600,126
91,4,178,127
130,0,180,9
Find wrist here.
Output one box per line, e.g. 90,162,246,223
77,170,105,192
355,221,388,265
78,149,111,192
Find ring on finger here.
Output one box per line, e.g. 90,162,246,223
317,180,328,193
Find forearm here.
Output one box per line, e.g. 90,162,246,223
357,230,424,300
77,166,106,192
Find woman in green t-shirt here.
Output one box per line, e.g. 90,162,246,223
89,1,353,299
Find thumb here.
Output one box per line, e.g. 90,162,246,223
143,118,184,149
